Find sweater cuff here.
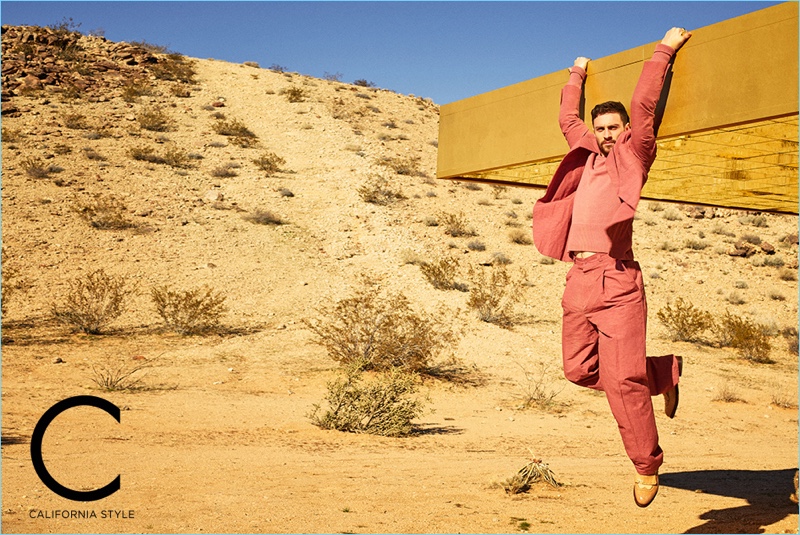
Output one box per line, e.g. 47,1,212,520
568,66,586,86
652,43,675,63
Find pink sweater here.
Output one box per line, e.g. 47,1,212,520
533,44,676,262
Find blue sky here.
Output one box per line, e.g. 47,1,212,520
1,1,782,104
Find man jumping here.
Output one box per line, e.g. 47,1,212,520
532,27,691,507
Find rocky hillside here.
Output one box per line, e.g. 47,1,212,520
1,23,797,360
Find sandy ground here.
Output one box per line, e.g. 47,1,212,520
1,47,798,534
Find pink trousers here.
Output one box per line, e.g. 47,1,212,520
561,253,680,475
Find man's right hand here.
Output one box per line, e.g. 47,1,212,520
573,57,590,71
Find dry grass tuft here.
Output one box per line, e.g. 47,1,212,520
501,456,563,494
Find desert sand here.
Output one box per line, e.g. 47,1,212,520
1,29,798,533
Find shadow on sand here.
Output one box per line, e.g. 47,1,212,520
660,468,798,533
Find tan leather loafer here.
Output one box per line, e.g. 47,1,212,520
663,355,683,419
634,473,659,508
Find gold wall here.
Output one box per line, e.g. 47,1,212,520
437,2,799,213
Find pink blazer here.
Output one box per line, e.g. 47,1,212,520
533,44,676,262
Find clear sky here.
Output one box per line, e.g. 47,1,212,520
1,1,782,104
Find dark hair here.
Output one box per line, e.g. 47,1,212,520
591,101,629,125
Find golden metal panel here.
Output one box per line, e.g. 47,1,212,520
438,3,799,213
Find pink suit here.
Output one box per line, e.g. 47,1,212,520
532,44,681,476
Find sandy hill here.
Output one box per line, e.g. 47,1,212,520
1,26,798,534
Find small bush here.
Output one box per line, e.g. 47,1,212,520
136,106,172,132
685,239,709,250
441,212,476,238
210,163,239,178
726,291,746,305
62,112,88,129
740,233,762,245
656,297,714,342
305,278,459,373
353,79,376,87
376,155,422,177
121,81,153,102
243,209,284,225
151,285,227,335
419,256,465,291
763,255,785,268
713,383,746,403
467,240,486,252
212,118,257,141
21,157,54,179
509,229,533,245
83,147,107,161
712,224,736,237
252,152,285,176
52,270,135,334
466,265,524,329
779,268,797,281
714,311,773,363
663,208,682,221
72,193,133,230
284,86,307,103
357,175,406,205
515,362,566,411
151,53,196,83
309,366,425,437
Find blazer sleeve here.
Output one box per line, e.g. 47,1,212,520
559,67,591,149
629,44,675,170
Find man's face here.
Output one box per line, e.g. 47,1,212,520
593,112,630,156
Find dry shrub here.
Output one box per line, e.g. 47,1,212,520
358,175,406,205
376,155,423,176
656,297,714,342
284,86,308,103
252,151,286,176
419,255,466,291
151,53,196,83
52,270,135,334
466,265,525,329
440,211,476,237
211,121,258,147
305,278,459,374
712,383,746,403
62,112,88,129
136,106,172,132
21,157,54,179
509,229,533,245
121,80,153,102
72,193,133,230
308,366,425,437
151,285,227,335
714,311,773,363
515,362,566,411
243,209,284,225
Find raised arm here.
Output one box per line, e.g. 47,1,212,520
629,28,692,168
559,57,592,148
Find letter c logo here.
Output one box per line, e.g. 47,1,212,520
30,396,121,501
